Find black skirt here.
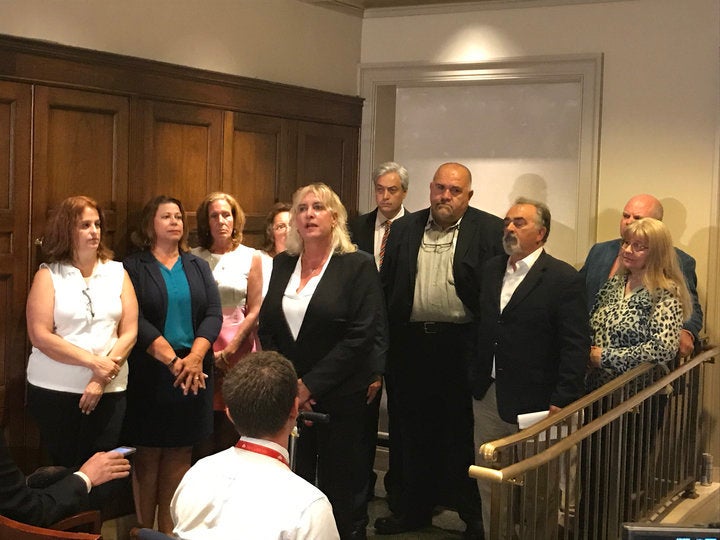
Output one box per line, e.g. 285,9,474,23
123,348,213,447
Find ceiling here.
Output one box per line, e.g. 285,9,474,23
300,0,612,16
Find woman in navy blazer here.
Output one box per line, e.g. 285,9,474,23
123,196,221,534
259,183,386,539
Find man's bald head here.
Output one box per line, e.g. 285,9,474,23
620,194,664,236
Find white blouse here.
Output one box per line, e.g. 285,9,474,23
282,254,332,340
27,260,128,393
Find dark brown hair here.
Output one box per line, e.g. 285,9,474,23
131,195,189,251
261,202,291,255
222,351,297,438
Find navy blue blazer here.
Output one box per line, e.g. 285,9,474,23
258,250,387,403
123,250,222,353
472,250,590,423
0,431,88,527
380,206,505,324
580,238,703,341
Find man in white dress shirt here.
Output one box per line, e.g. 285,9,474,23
171,351,339,540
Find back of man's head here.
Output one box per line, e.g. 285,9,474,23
222,351,298,439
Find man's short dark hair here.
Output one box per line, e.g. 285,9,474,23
222,351,298,438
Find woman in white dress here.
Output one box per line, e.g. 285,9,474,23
193,192,262,452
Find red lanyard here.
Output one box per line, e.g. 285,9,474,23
235,439,289,467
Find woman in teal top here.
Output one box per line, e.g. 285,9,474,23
123,195,221,534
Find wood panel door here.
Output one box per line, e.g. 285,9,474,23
0,81,31,457
223,112,293,248
32,86,130,258
135,100,224,244
295,120,359,217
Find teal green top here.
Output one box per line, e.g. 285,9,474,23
159,258,194,350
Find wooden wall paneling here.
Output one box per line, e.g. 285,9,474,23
137,100,224,244
0,35,363,128
225,111,290,248
295,121,359,217
0,81,31,462
32,86,130,258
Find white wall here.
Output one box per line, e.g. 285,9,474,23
361,0,719,338
0,0,362,95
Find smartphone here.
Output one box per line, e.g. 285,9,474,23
111,446,136,457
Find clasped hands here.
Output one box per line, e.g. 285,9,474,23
81,355,124,415
169,352,208,396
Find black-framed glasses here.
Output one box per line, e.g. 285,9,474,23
82,288,95,319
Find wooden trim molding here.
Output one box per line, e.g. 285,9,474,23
0,34,363,126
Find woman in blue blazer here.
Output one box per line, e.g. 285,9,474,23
123,196,221,534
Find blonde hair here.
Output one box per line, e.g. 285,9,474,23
285,183,356,256
619,218,691,320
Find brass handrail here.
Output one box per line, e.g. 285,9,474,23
469,345,718,484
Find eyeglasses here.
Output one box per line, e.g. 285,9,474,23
273,223,288,231
421,227,457,254
82,288,95,319
621,240,648,253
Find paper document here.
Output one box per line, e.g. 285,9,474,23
517,410,568,442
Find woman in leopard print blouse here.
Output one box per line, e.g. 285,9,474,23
586,218,692,392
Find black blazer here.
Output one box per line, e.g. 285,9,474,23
123,250,222,353
380,206,505,324
0,431,88,527
258,250,387,403
347,208,378,255
472,250,590,423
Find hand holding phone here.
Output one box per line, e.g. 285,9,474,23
111,446,136,457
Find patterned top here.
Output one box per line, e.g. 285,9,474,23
586,275,683,392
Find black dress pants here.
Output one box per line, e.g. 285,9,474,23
387,323,483,526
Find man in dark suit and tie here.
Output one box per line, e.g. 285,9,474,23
471,198,589,536
348,161,408,509
580,193,703,357
348,161,409,269
375,162,504,538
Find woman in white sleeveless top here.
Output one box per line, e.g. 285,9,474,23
26,195,138,468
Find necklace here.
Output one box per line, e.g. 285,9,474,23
301,252,329,276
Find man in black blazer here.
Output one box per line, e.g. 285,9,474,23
471,198,589,536
347,161,409,509
348,161,409,268
0,430,130,527
376,162,504,538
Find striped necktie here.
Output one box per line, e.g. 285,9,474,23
378,219,392,269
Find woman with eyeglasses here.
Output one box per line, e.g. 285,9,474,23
585,217,691,391
123,195,221,534
258,183,386,539
192,192,262,454
26,195,138,469
259,202,291,298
